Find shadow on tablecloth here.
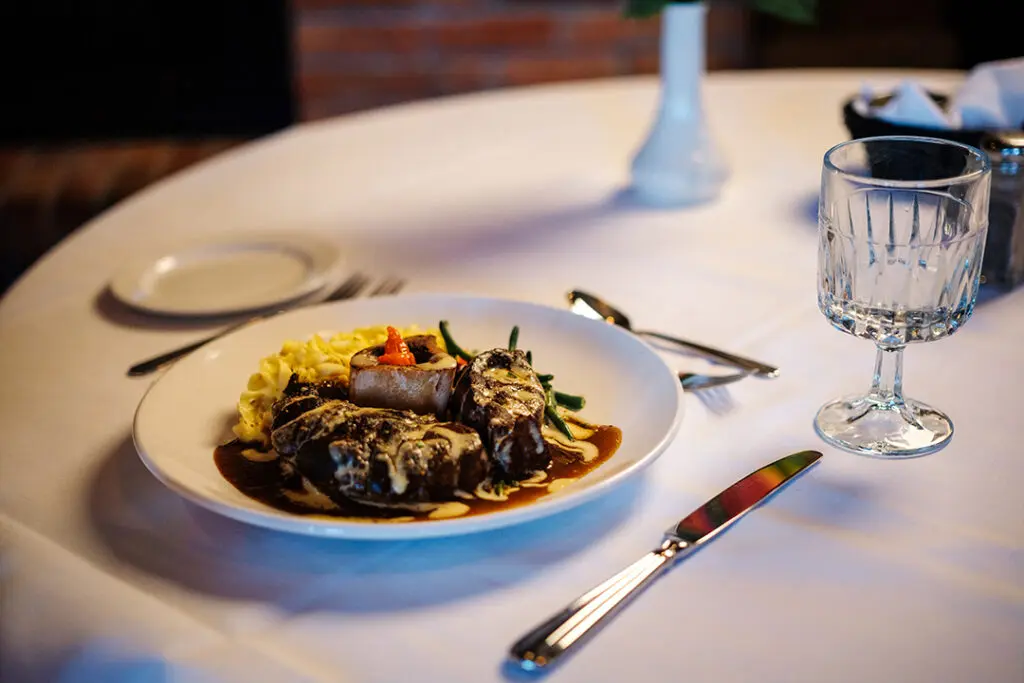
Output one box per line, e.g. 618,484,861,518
796,190,820,230
88,433,646,615
340,187,684,273
93,285,275,332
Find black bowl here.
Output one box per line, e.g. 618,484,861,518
842,92,1024,290
842,92,989,148
841,92,996,180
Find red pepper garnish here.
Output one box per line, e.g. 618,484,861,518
378,326,416,366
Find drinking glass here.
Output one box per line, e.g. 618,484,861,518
815,136,991,458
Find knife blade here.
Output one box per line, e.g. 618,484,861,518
508,450,823,673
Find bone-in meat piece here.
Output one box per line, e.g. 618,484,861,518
348,334,457,417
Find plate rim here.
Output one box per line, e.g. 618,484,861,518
132,293,685,540
109,232,343,318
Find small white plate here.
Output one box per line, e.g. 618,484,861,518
110,233,343,317
132,294,684,540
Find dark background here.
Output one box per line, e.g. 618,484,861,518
0,1,293,143
2,0,1021,143
1,0,1021,293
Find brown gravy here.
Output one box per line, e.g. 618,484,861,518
214,425,622,523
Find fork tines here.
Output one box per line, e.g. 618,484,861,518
369,277,406,297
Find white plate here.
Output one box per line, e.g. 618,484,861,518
110,233,343,317
133,294,684,540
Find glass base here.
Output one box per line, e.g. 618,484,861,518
813,394,953,458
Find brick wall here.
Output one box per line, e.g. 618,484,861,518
294,0,752,120
3,1,752,292
0,140,242,292
3,0,973,293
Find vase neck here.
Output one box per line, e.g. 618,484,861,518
660,3,706,105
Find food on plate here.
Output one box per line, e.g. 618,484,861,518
449,348,548,479
216,321,621,522
271,379,488,505
349,328,457,417
269,376,349,431
232,324,433,446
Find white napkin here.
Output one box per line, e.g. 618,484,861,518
854,57,1024,130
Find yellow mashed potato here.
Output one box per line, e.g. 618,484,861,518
233,324,441,446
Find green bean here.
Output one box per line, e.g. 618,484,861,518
554,391,586,411
536,373,554,384
438,320,475,362
508,325,520,351
545,389,575,441
525,350,533,366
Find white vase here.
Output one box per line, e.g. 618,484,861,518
629,2,729,207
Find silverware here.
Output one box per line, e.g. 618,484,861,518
567,290,780,379
679,370,751,391
367,276,406,297
508,450,823,673
126,273,378,377
679,372,748,415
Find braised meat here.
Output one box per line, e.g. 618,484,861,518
271,375,349,431
271,397,487,505
327,416,487,504
349,334,456,417
449,348,548,479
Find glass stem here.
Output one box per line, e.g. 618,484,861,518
869,345,904,408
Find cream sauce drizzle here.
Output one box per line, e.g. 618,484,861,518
355,498,442,513
350,351,456,370
417,354,458,371
282,477,340,511
430,425,484,456
483,366,533,384
542,425,599,462
474,481,514,501
241,447,278,463
518,469,550,488
428,502,471,519
547,478,577,493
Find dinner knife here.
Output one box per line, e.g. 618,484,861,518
508,450,823,672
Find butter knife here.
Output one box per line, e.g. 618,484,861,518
509,450,823,672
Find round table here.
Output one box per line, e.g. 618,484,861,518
3,70,1022,683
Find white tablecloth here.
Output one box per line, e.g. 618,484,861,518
3,70,1022,683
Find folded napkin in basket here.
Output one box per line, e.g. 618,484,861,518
854,57,1024,130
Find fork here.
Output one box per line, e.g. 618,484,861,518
679,371,748,416
692,385,738,416
367,276,405,297
678,371,750,391
125,273,401,377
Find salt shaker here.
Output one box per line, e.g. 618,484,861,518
980,131,1024,289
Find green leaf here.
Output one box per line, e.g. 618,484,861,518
751,0,817,23
624,0,818,23
624,0,677,19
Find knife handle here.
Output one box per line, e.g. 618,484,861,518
509,541,684,672
126,333,226,376
126,318,257,376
